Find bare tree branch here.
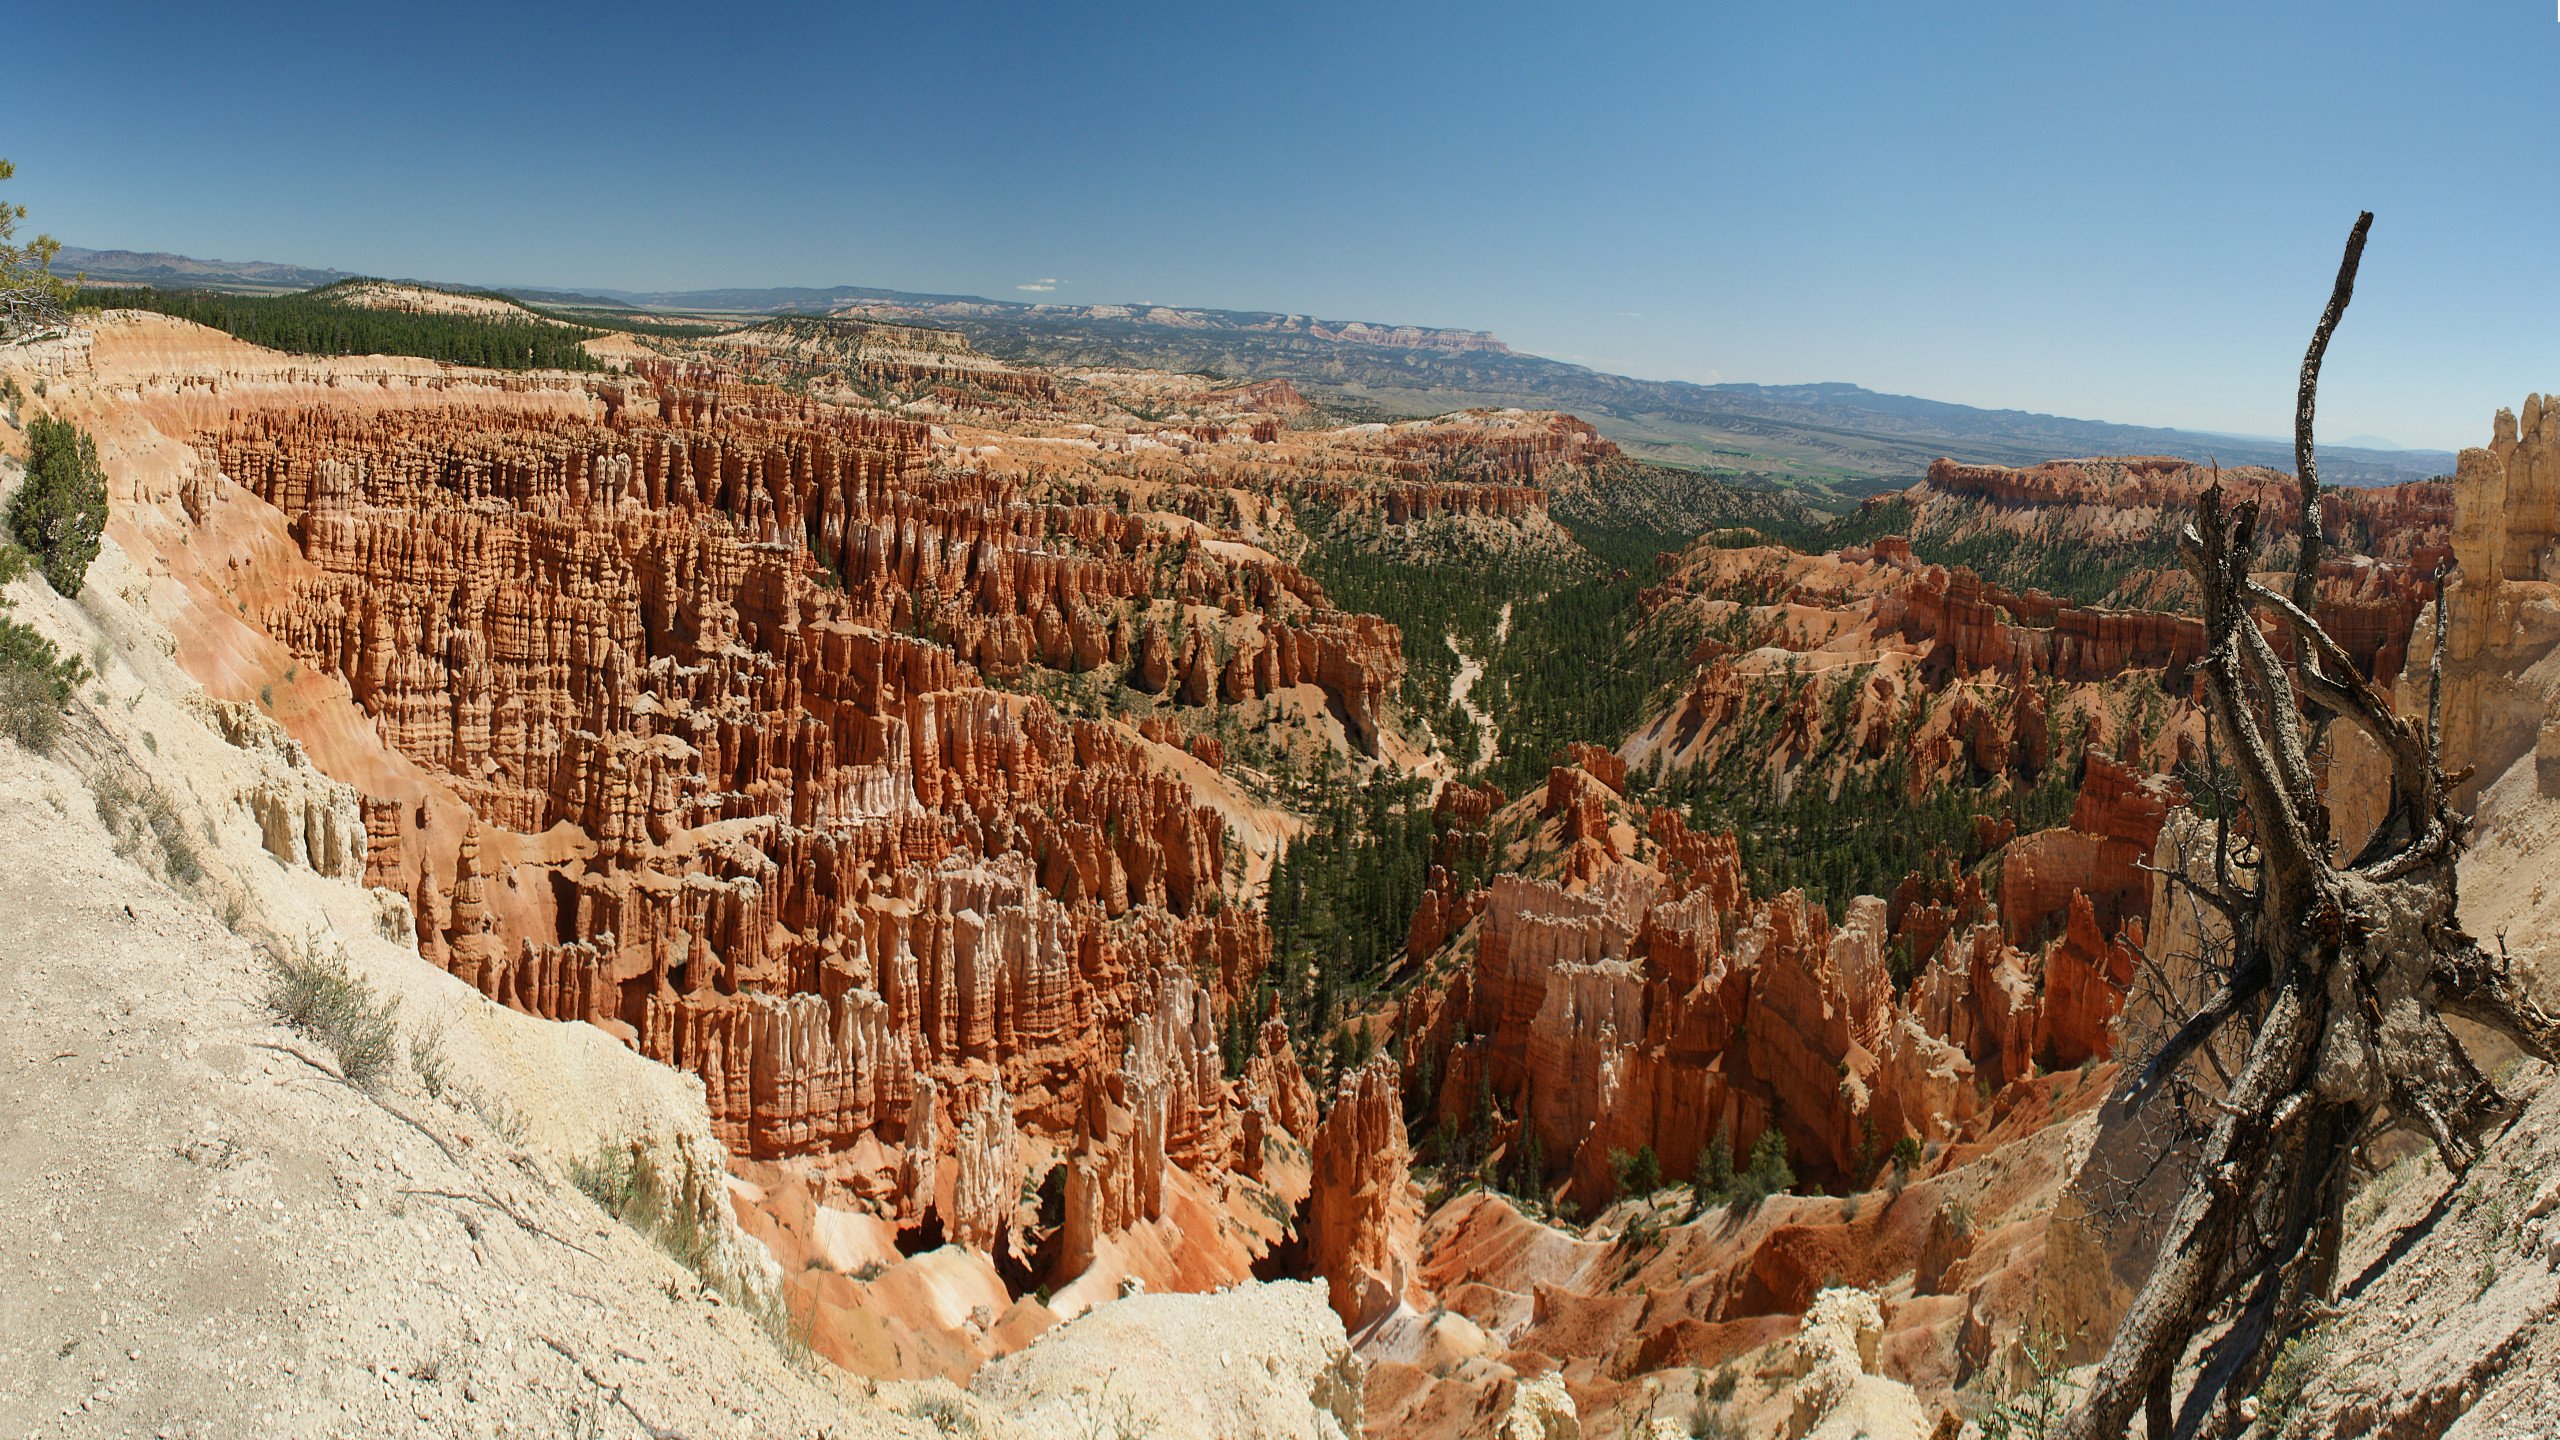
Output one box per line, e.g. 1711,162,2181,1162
2291,210,2374,621
0,286,72,341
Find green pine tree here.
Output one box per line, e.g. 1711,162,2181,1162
9,416,107,597
1742,1127,1795,1202
1694,1117,1737,1204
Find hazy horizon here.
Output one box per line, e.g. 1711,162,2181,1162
9,0,2556,450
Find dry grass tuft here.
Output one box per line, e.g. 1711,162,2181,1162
265,939,402,1087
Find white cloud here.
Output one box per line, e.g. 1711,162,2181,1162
1016,277,1061,292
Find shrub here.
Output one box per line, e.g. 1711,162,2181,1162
266,940,402,1087
8,416,108,596
570,1138,724,1294
93,772,201,884
2256,1326,2330,1431
1975,1324,2070,1440
1612,1144,1662,1200
567,1141,644,1222
0,158,73,316
0,609,82,752
1693,1118,1737,1207
906,1391,977,1436
567,1133,808,1356
1685,1402,1740,1440
410,1020,454,1101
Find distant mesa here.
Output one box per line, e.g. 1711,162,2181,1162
56,242,2456,490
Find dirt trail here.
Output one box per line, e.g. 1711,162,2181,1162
1444,631,1496,770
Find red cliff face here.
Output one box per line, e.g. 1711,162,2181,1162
1381,411,1619,485
1058,965,1233,1274
1991,753,2182,1066
1290,411,1619,524
1455,858,1983,1206
1880,567,2207,683
1877,557,2428,691
1889,459,2448,684
1296,479,1548,525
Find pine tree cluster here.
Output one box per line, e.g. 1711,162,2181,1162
80,284,607,371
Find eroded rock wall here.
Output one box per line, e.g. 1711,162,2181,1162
2423,395,2560,806
162,364,1391,1293
1410,752,2178,1211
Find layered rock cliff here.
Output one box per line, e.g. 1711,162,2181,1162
2423,394,2560,808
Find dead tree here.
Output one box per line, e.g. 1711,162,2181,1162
0,286,71,341
2060,212,2560,1439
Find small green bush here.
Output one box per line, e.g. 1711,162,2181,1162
568,1140,642,1218
8,415,108,596
1689,1121,1795,1209
569,1138,715,1277
1693,1118,1738,1206
266,941,402,1087
2257,1325,2330,1431
568,1133,809,1356
0,609,82,752
1975,1325,2070,1440
1685,1402,1740,1440
906,1391,977,1436
93,772,202,884
1612,1144,1662,1199
410,1021,454,1101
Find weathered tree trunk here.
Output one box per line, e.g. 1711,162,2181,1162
2060,213,2560,1440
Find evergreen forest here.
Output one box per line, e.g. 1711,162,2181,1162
80,283,608,371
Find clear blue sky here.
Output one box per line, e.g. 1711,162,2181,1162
5,0,2555,450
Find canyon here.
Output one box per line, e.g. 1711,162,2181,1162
6,298,2554,1440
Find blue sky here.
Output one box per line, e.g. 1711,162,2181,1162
5,0,2555,449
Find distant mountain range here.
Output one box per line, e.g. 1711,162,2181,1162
809,299,2454,491
56,245,2457,494
55,245,348,293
